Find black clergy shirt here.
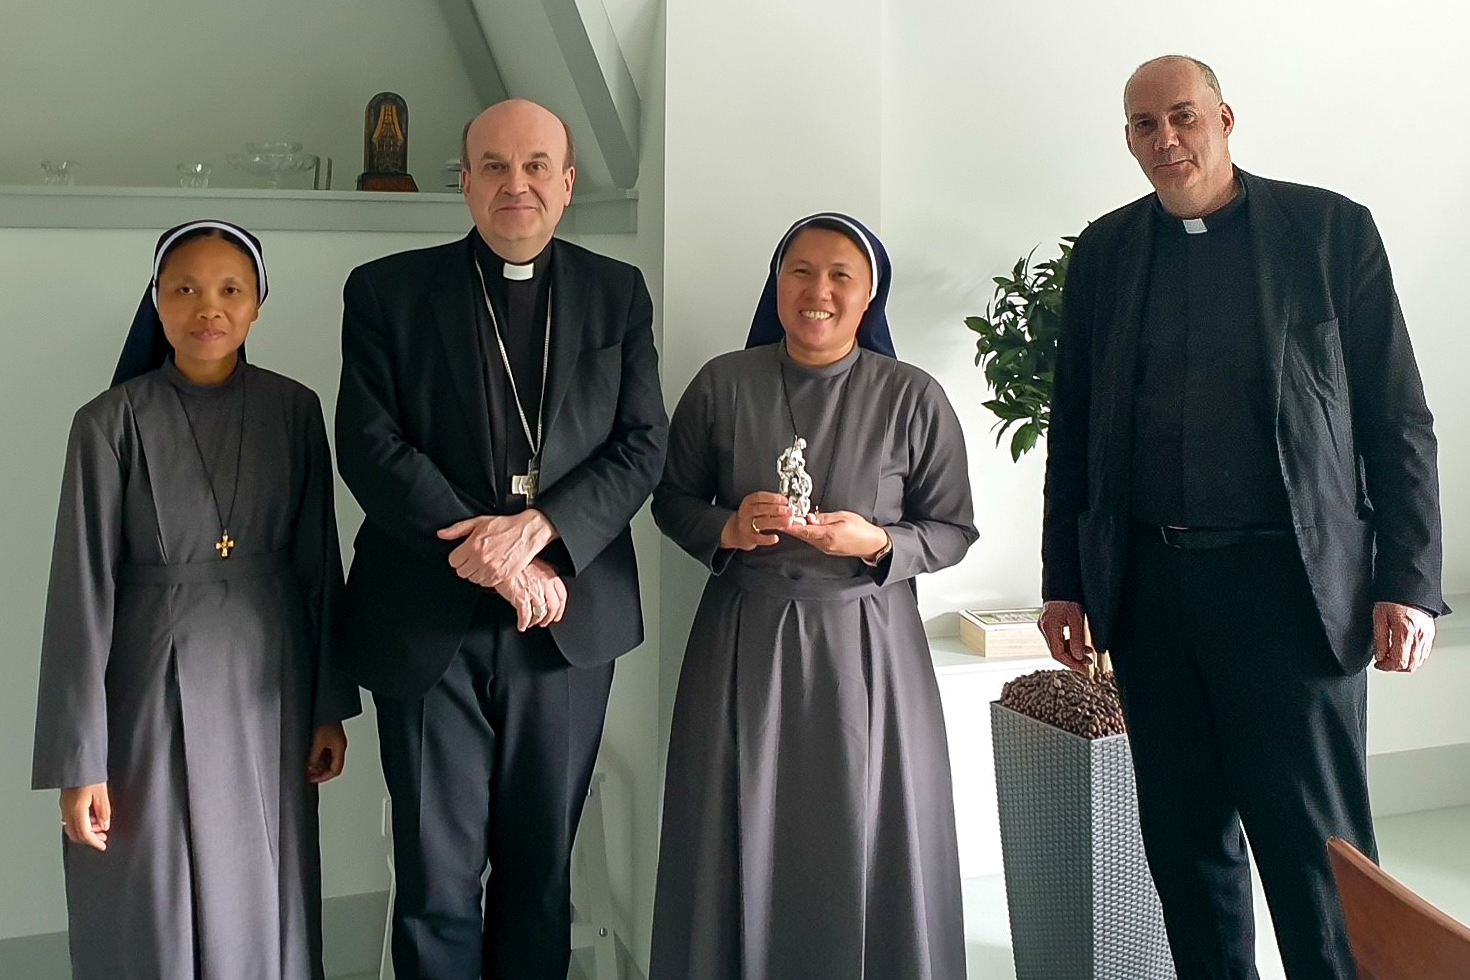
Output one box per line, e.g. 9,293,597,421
471,234,553,512
1129,184,1293,529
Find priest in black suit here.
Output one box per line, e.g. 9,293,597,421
1040,56,1445,980
335,99,667,980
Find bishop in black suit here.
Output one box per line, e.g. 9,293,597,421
335,99,667,980
1040,57,1445,980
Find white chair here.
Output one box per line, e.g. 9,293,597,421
570,773,622,980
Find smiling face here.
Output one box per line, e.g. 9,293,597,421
461,99,575,262
155,234,259,384
776,227,873,366
1124,57,1237,218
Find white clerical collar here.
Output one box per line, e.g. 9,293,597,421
503,261,535,281
1153,177,1248,236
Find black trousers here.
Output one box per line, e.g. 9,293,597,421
376,598,614,980
1111,528,1376,980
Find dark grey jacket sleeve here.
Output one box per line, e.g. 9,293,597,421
651,364,738,572
32,410,124,790
533,268,669,574
872,375,978,586
1343,206,1446,613
1040,229,1094,604
292,392,362,728
335,267,480,562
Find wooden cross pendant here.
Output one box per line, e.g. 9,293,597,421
215,532,236,559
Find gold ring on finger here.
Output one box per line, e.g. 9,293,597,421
751,517,761,534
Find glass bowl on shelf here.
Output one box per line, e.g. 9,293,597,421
226,141,318,189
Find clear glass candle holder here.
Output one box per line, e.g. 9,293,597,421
177,162,213,189
41,160,78,186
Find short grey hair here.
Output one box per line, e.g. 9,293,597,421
1124,55,1223,114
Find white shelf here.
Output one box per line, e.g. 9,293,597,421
930,634,1052,675
0,185,638,235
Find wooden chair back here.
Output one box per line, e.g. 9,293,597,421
1327,836,1470,980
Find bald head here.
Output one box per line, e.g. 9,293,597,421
461,99,576,173
459,98,578,262
1124,55,1222,116
1123,54,1237,219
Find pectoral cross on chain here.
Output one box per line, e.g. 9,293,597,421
511,462,539,505
215,532,236,559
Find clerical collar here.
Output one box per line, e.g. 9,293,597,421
473,234,553,282
1152,177,1248,235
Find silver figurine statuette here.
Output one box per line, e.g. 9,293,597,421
777,436,813,525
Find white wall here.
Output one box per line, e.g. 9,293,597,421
565,2,668,967
880,0,1470,617
2,0,482,190
659,0,885,765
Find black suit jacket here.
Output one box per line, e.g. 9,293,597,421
1042,171,1444,672
335,234,668,698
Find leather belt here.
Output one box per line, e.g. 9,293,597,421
1143,524,1294,551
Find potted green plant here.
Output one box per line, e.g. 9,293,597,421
964,238,1072,461
968,238,1176,979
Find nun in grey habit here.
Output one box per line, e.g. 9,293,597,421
650,213,978,979
31,220,361,980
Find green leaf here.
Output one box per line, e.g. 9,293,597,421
1009,421,1041,461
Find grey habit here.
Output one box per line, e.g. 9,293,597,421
32,359,360,980
650,342,977,980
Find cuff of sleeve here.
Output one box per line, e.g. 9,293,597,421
533,499,585,571
697,509,737,571
314,685,363,728
1377,599,1447,619
861,530,893,568
1372,582,1450,618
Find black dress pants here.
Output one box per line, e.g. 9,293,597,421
376,597,614,980
1111,528,1376,980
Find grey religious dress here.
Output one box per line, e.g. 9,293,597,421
650,342,977,980
32,359,360,980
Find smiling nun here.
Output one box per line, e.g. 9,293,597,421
649,212,978,979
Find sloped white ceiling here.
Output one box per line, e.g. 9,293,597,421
452,0,643,191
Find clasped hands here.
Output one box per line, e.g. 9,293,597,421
437,511,566,631
1039,599,1435,674
721,491,889,562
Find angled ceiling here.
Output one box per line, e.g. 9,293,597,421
439,0,642,193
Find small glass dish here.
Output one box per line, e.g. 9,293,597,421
227,141,318,188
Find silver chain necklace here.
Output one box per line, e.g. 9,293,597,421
472,256,551,503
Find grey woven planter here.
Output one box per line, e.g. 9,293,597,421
991,701,1176,979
